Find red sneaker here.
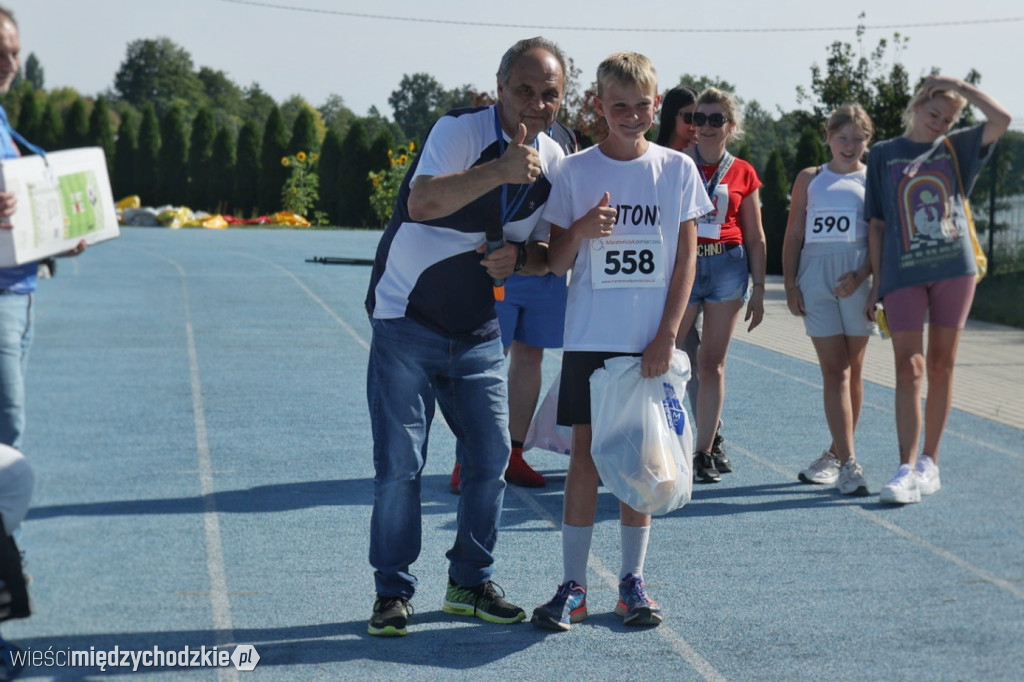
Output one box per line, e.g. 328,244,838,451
449,463,461,495
505,448,546,487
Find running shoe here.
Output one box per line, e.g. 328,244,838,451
836,460,869,496
799,450,841,485
531,581,588,631
879,464,921,504
914,455,941,495
443,579,526,624
505,447,546,487
614,574,663,626
368,596,412,636
693,451,721,483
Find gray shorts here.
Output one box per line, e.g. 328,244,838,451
797,242,874,338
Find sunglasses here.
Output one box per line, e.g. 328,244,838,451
682,112,729,128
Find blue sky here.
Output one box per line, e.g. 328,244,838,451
13,0,1024,130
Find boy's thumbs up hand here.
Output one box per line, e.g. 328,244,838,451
573,191,617,239
498,122,541,185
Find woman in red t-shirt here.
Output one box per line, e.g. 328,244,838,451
677,87,767,483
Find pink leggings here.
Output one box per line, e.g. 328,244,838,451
883,275,977,333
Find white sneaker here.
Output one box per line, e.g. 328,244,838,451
799,450,840,485
880,464,921,504
836,460,869,496
915,455,941,495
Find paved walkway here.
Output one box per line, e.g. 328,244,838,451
749,276,1024,431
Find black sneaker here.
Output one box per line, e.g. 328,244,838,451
368,596,412,636
442,579,526,624
711,431,732,473
693,451,722,483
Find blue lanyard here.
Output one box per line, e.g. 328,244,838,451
0,107,46,159
493,107,538,226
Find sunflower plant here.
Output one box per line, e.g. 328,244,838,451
368,141,416,226
281,150,322,221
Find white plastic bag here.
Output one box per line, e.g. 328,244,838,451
589,350,693,515
524,370,573,455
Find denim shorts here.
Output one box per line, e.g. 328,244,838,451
689,243,750,305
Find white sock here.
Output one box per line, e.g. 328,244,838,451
561,524,593,588
620,524,650,580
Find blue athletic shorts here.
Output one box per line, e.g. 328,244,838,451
496,273,567,349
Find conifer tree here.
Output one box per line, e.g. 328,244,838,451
87,96,116,172
136,102,161,205
289,105,320,156
62,97,91,149
38,98,63,151
258,106,288,214
761,149,792,275
316,128,343,224
234,120,261,217
158,105,189,205
209,126,236,214
188,107,216,210
113,108,139,199
337,120,372,227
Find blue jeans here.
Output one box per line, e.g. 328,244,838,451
0,293,32,450
367,316,510,599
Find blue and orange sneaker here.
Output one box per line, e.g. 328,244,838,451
531,581,588,631
614,574,662,626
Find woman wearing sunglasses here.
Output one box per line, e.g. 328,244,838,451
655,87,731,473
676,87,766,483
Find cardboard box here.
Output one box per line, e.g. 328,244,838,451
0,147,119,266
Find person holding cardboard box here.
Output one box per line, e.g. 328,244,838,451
0,6,85,452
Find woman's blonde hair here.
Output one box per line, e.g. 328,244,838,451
696,87,743,140
902,85,967,134
826,103,874,142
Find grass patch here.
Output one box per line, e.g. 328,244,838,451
970,271,1024,328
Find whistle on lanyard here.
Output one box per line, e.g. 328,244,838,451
487,239,505,301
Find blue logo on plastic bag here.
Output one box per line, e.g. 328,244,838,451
661,383,686,435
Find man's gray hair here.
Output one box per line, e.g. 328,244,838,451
496,36,567,86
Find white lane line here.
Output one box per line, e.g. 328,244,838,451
731,353,1023,460
510,487,728,682
735,443,1024,601
230,252,369,351
123,246,239,682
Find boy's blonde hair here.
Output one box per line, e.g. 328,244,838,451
596,52,658,98
902,85,967,134
696,87,744,140
826,103,874,142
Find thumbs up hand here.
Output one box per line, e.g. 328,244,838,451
573,191,617,239
499,123,542,184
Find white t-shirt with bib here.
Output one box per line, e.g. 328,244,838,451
543,144,712,353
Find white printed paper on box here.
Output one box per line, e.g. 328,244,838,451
0,147,119,266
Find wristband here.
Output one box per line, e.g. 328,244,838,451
512,241,528,272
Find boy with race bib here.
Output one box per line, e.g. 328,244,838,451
530,52,710,631
783,104,875,496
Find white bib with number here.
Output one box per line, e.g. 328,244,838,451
590,236,666,290
697,183,728,240
806,206,857,243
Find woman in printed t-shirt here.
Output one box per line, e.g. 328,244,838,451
676,87,767,484
863,76,1010,505
783,104,875,497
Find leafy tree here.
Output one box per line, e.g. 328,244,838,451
87,95,116,172
289,104,321,155
316,128,344,224
234,120,261,217
337,119,372,227
361,105,405,146
24,53,43,90
136,102,161,204
62,97,90,149
388,73,453,142
188,108,216,210
158,105,189,205
242,82,276,128
796,24,912,142
734,141,753,165
38,98,64,151
114,37,204,115
198,66,245,120
258,106,288,214
113,108,139,199
760,149,791,275
319,94,355,138
209,126,236,214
